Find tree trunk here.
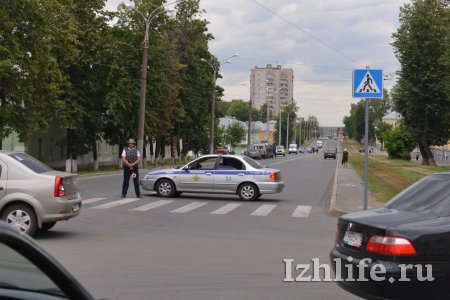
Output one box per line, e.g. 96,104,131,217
92,141,98,171
149,137,154,163
142,136,147,169
419,138,436,166
72,155,78,173
118,146,123,168
154,135,160,167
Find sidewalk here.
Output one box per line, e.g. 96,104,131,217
329,154,383,217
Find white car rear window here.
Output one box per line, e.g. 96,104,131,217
9,153,53,174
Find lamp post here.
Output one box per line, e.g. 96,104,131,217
201,54,239,154
285,111,291,148
126,1,180,167
242,84,252,147
279,106,282,146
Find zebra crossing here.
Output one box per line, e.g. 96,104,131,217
82,197,314,218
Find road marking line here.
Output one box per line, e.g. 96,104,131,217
82,198,106,204
250,204,277,216
210,203,242,215
171,202,207,213
91,198,141,209
291,205,312,218
131,200,173,211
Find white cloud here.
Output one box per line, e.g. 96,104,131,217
106,0,407,126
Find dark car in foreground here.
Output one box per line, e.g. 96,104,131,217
324,149,337,159
0,220,94,300
330,172,450,300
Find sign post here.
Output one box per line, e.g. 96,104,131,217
352,68,383,210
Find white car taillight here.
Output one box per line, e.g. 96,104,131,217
54,176,65,197
269,171,280,181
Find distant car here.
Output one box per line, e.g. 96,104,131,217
245,148,261,160
288,144,298,154
304,147,312,153
330,172,450,300
141,154,285,201
0,151,82,236
0,220,94,299
324,149,336,159
275,145,286,157
298,147,304,153
215,148,229,154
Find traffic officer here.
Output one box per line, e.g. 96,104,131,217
121,139,142,198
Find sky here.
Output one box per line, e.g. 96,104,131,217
105,0,409,126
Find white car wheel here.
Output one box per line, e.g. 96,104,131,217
156,179,176,198
2,205,37,236
238,183,259,201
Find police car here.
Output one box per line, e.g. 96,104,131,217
140,155,284,201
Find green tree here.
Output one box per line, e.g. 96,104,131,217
174,0,215,155
227,101,250,121
56,0,109,169
391,0,450,165
274,103,299,146
381,124,416,160
0,0,77,148
224,122,245,151
375,122,393,148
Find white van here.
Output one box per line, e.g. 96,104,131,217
288,144,298,154
316,140,323,148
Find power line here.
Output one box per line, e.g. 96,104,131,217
249,0,363,67
230,56,353,71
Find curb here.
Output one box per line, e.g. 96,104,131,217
329,156,339,215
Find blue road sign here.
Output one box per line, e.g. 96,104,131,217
353,69,383,98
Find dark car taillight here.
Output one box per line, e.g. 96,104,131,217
54,176,65,197
367,235,417,256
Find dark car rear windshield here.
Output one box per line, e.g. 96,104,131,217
385,174,450,217
9,153,53,173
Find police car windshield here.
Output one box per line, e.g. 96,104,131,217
243,157,264,169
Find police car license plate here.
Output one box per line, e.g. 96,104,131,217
343,231,362,248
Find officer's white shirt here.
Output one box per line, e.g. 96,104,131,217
121,147,141,158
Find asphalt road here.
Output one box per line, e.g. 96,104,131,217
37,140,361,300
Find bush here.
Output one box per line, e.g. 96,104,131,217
381,124,415,160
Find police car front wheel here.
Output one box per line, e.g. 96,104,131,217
156,179,176,198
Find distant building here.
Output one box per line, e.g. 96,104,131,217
382,111,402,127
250,64,294,116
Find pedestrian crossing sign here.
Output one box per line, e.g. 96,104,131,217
352,69,383,98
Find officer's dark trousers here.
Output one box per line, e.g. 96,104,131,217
122,167,140,197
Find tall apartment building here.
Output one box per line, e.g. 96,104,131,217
250,64,294,116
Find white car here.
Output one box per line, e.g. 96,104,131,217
0,151,82,236
141,155,285,201
275,145,285,157
288,144,298,154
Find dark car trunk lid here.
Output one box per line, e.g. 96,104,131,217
336,208,429,258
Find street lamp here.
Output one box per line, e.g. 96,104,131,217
201,54,239,154
126,1,181,167
241,84,252,147
286,110,291,148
